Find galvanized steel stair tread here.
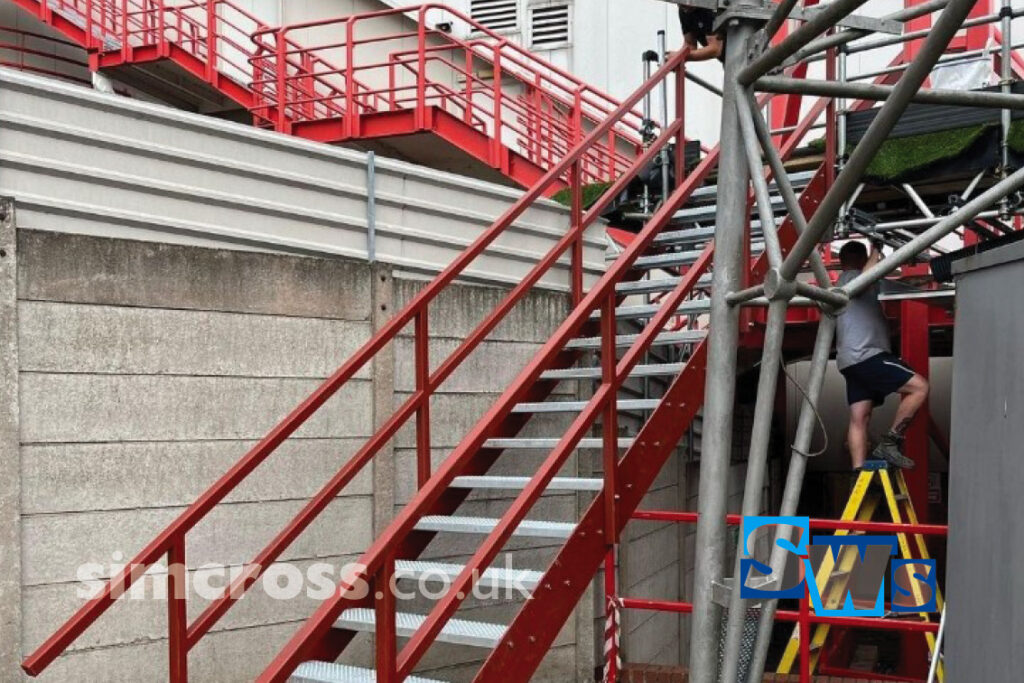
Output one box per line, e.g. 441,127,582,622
588,299,711,320
449,475,604,491
483,437,635,449
334,608,506,648
415,515,576,538
539,362,685,380
291,661,447,683
512,398,661,412
393,560,543,589
615,275,713,295
564,329,705,349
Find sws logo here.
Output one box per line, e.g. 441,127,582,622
738,516,938,616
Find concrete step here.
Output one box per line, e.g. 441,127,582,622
415,515,575,539
565,329,705,350
450,475,604,491
334,608,505,648
291,661,446,683
394,560,543,590
540,362,685,381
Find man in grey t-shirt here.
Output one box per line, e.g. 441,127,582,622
835,241,929,470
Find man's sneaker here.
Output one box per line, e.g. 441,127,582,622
871,434,915,469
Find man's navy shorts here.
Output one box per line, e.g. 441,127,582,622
839,352,915,406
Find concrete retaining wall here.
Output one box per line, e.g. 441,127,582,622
4,220,597,682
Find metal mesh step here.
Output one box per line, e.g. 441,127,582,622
291,661,446,683
632,245,764,270
615,274,713,295
540,362,685,381
483,437,635,449
589,299,711,321
565,329,705,350
450,475,604,491
335,608,506,648
394,560,543,590
512,398,660,413
415,515,576,539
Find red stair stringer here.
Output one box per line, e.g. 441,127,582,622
474,164,828,682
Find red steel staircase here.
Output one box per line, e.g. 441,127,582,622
6,0,645,188
21,45,835,682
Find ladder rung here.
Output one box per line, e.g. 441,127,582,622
483,437,635,449
614,274,714,295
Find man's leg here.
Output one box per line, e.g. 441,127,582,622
847,400,873,470
889,373,930,438
872,373,928,469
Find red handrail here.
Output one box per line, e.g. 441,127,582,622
249,4,649,183
21,42,693,683
0,24,92,84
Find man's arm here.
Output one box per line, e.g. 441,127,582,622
686,33,723,62
865,240,884,271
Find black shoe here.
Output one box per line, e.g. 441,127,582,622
871,435,915,469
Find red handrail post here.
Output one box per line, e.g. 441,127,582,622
675,60,687,190
414,309,431,488
346,17,357,138
275,29,287,133
415,8,427,129
799,581,811,683
600,291,618,545
463,47,473,125
205,0,216,80
121,0,129,60
374,554,397,683
167,538,189,683
491,42,504,168
569,160,584,305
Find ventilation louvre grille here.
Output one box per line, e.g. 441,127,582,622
530,4,570,49
471,0,519,32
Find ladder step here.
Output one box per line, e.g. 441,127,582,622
565,329,705,350
614,274,713,295
334,608,506,648
291,661,447,683
512,398,661,413
588,299,711,321
540,362,685,381
483,437,635,449
415,515,576,539
450,475,604,491
394,560,543,590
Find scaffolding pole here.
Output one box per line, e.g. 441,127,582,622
687,6,758,681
